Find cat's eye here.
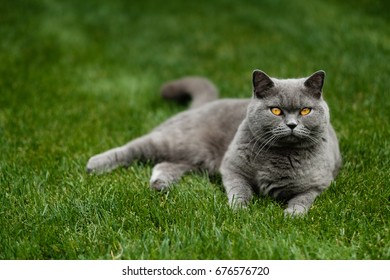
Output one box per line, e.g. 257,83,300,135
271,107,283,116
300,108,311,116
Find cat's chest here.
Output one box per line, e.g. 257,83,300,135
254,152,310,179
252,150,325,198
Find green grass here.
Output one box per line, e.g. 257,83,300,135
0,0,389,259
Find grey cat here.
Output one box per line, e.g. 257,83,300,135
87,70,341,216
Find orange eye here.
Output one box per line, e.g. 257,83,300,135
271,107,283,116
300,108,311,116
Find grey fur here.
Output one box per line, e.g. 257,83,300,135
160,76,219,109
87,71,341,216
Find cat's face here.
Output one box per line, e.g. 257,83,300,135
247,70,330,148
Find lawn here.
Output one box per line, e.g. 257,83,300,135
0,0,389,259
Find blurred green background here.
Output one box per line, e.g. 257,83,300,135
0,0,389,259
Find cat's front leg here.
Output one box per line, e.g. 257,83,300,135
221,167,254,209
284,190,321,217
220,139,254,209
224,177,254,209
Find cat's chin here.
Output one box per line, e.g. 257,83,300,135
278,135,301,144
275,135,313,148
283,135,300,142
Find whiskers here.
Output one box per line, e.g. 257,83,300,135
246,127,288,162
295,127,322,146
245,126,323,162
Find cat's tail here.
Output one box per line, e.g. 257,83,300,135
160,77,219,109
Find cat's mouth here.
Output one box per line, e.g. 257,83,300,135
267,127,313,147
277,130,306,144
280,135,301,143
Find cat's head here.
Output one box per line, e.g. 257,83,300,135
247,70,330,148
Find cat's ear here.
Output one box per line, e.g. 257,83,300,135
304,70,325,98
253,70,274,98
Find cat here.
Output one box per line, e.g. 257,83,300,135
86,70,342,216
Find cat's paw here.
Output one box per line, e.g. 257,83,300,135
86,153,115,174
149,179,170,191
284,204,307,217
229,197,249,211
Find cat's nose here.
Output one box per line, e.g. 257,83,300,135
287,123,297,130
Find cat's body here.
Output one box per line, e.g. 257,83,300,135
87,71,341,216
